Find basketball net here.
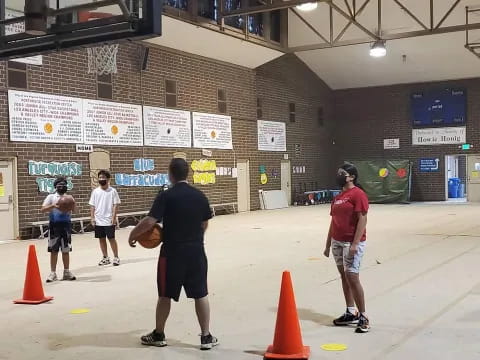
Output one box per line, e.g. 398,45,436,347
87,44,119,75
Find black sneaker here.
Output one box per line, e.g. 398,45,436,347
355,314,370,333
333,311,359,326
200,334,219,350
141,330,167,347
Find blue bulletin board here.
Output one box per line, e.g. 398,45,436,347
411,88,466,127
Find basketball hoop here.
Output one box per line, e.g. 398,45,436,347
87,44,119,75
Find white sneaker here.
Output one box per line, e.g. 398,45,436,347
62,270,76,281
113,257,120,266
98,256,111,266
46,272,58,283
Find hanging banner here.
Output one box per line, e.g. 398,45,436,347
84,99,143,146
192,112,233,149
9,90,83,143
412,127,466,145
258,120,287,152
143,106,191,148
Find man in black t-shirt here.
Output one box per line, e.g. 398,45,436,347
128,158,218,350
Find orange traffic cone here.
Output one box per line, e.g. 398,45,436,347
14,245,53,305
265,271,310,359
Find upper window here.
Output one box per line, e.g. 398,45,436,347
7,61,27,89
97,73,113,99
318,106,324,127
165,79,178,108
289,102,296,123
257,97,263,119
218,88,227,114
164,0,187,10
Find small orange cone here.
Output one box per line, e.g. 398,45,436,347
14,245,53,305
265,271,310,359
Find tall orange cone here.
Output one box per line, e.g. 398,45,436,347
14,245,53,305
265,271,310,359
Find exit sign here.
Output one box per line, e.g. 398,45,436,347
461,144,473,150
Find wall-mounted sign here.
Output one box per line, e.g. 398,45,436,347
76,144,93,153
191,159,217,185
384,138,400,149
143,106,191,148
134,158,154,172
460,144,473,150
257,120,287,152
202,149,213,157
28,161,82,193
191,159,216,172
419,158,440,172
9,90,83,144
84,99,143,146
192,112,233,150
28,161,82,176
115,159,168,186
412,127,466,145
114,173,169,186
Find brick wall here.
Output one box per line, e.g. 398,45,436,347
333,79,480,201
0,45,334,238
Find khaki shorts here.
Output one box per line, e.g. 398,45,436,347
331,239,366,274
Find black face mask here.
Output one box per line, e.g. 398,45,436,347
336,174,348,187
56,185,67,194
99,180,107,186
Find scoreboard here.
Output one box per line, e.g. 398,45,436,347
411,88,466,127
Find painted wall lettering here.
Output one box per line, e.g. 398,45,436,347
115,173,169,187
134,158,155,172
28,160,82,176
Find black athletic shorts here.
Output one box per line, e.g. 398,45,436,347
48,222,72,253
94,225,116,240
157,244,208,302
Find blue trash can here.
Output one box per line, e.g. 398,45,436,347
448,178,461,198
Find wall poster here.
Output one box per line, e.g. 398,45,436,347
143,106,191,148
192,112,233,149
84,99,143,146
9,90,83,143
258,120,287,152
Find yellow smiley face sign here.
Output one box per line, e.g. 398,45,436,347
260,173,268,185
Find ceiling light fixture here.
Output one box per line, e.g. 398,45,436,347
369,40,386,57
296,2,318,11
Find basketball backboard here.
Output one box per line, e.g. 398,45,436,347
0,0,161,59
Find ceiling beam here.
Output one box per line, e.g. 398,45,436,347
291,8,330,44
328,1,379,40
333,0,369,43
222,0,330,18
289,21,480,52
392,0,428,31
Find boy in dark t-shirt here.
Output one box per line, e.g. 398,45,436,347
128,158,218,350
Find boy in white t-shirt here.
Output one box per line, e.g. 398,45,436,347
89,170,121,266
41,176,76,283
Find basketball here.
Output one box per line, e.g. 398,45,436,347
57,195,75,213
137,223,163,249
